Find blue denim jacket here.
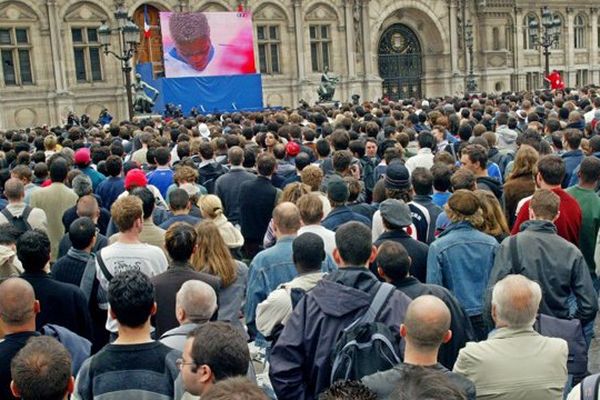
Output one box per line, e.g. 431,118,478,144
245,235,337,341
426,221,499,316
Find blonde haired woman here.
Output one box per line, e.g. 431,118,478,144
197,195,244,250
193,221,248,335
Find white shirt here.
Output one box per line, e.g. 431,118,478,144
405,148,434,173
96,241,168,332
298,225,336,257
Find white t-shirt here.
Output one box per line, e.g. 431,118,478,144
96,241,168,332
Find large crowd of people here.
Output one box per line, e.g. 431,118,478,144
1,88,600,399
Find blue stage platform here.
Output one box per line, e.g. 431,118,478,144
136,63,264,115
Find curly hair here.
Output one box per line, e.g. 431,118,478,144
173,165,199,184
169,12,210,44
301,165,324,191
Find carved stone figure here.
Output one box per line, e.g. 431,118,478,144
132,74,160,114
317,66,339,102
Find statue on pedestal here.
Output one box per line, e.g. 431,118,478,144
132,74,160,115
317,66,339,102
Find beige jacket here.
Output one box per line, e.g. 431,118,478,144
213,214,244,248
29,183,78,261
453,327,568,400
0,245,23,278
256,272,325,337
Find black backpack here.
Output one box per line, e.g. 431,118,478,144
330,283,401,384
2,206,33,234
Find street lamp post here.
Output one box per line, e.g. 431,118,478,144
98,5,141,121
465,21,477,93
528,6,561,89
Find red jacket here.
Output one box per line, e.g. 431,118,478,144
546,71,565,90
511,187,582,246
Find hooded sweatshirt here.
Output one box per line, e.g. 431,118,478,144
269,268,411,400
476,176,504,201
495,125,518,152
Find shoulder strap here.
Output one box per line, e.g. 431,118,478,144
1,207,12,221
509,235,522,274
96,251,114,283
581,373,600,400
21,205,32,222
361,282,396,324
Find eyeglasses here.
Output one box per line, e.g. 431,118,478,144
175,358,196,370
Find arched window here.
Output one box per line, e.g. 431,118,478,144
64,2,109,85
551,13,563,49
574,14,585,49
254,3,288,75
0,1,38,87
305,4,339,73
523,14,538,50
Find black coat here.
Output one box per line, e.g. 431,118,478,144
393,276,475,369
21,272,93,340
374,230,429,283
239,176,279,241
151,262,221,337
269,268,412,400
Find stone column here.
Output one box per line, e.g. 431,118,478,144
513,7,524,91
46,0,71,125
565,7,574,84
46,0,67,93
343,0,356,78
590,8,598,82
449,0,459,75
361,0,373,77
293,0,306,81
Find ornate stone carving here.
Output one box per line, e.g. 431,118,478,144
0,2,37,22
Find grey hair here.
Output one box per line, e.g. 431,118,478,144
176,280,217,324
492,274,542,329
72,174,93,197
169,12,210,44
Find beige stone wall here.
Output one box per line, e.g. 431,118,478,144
1,0,600,129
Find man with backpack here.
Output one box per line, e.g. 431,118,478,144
0,178,47,233
269,221,412,400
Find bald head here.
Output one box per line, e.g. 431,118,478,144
4,178,24,202
0,278,36,326
402,295,451,351
492,274,541,329
176,280,217,324
273,202,301,235
76,195,99,220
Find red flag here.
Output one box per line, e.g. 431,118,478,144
143,5,151,39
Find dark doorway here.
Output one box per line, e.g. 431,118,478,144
378,24,422,100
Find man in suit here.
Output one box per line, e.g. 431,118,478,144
30,157,78,261
239,153,280,259
453,274,568,400
215,146,255,226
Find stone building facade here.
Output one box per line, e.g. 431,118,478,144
0,0,599,128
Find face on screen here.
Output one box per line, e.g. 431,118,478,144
176,36,212,71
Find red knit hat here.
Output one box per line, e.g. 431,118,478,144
124,168,148,190
286,141,301,157
74,148,91,166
